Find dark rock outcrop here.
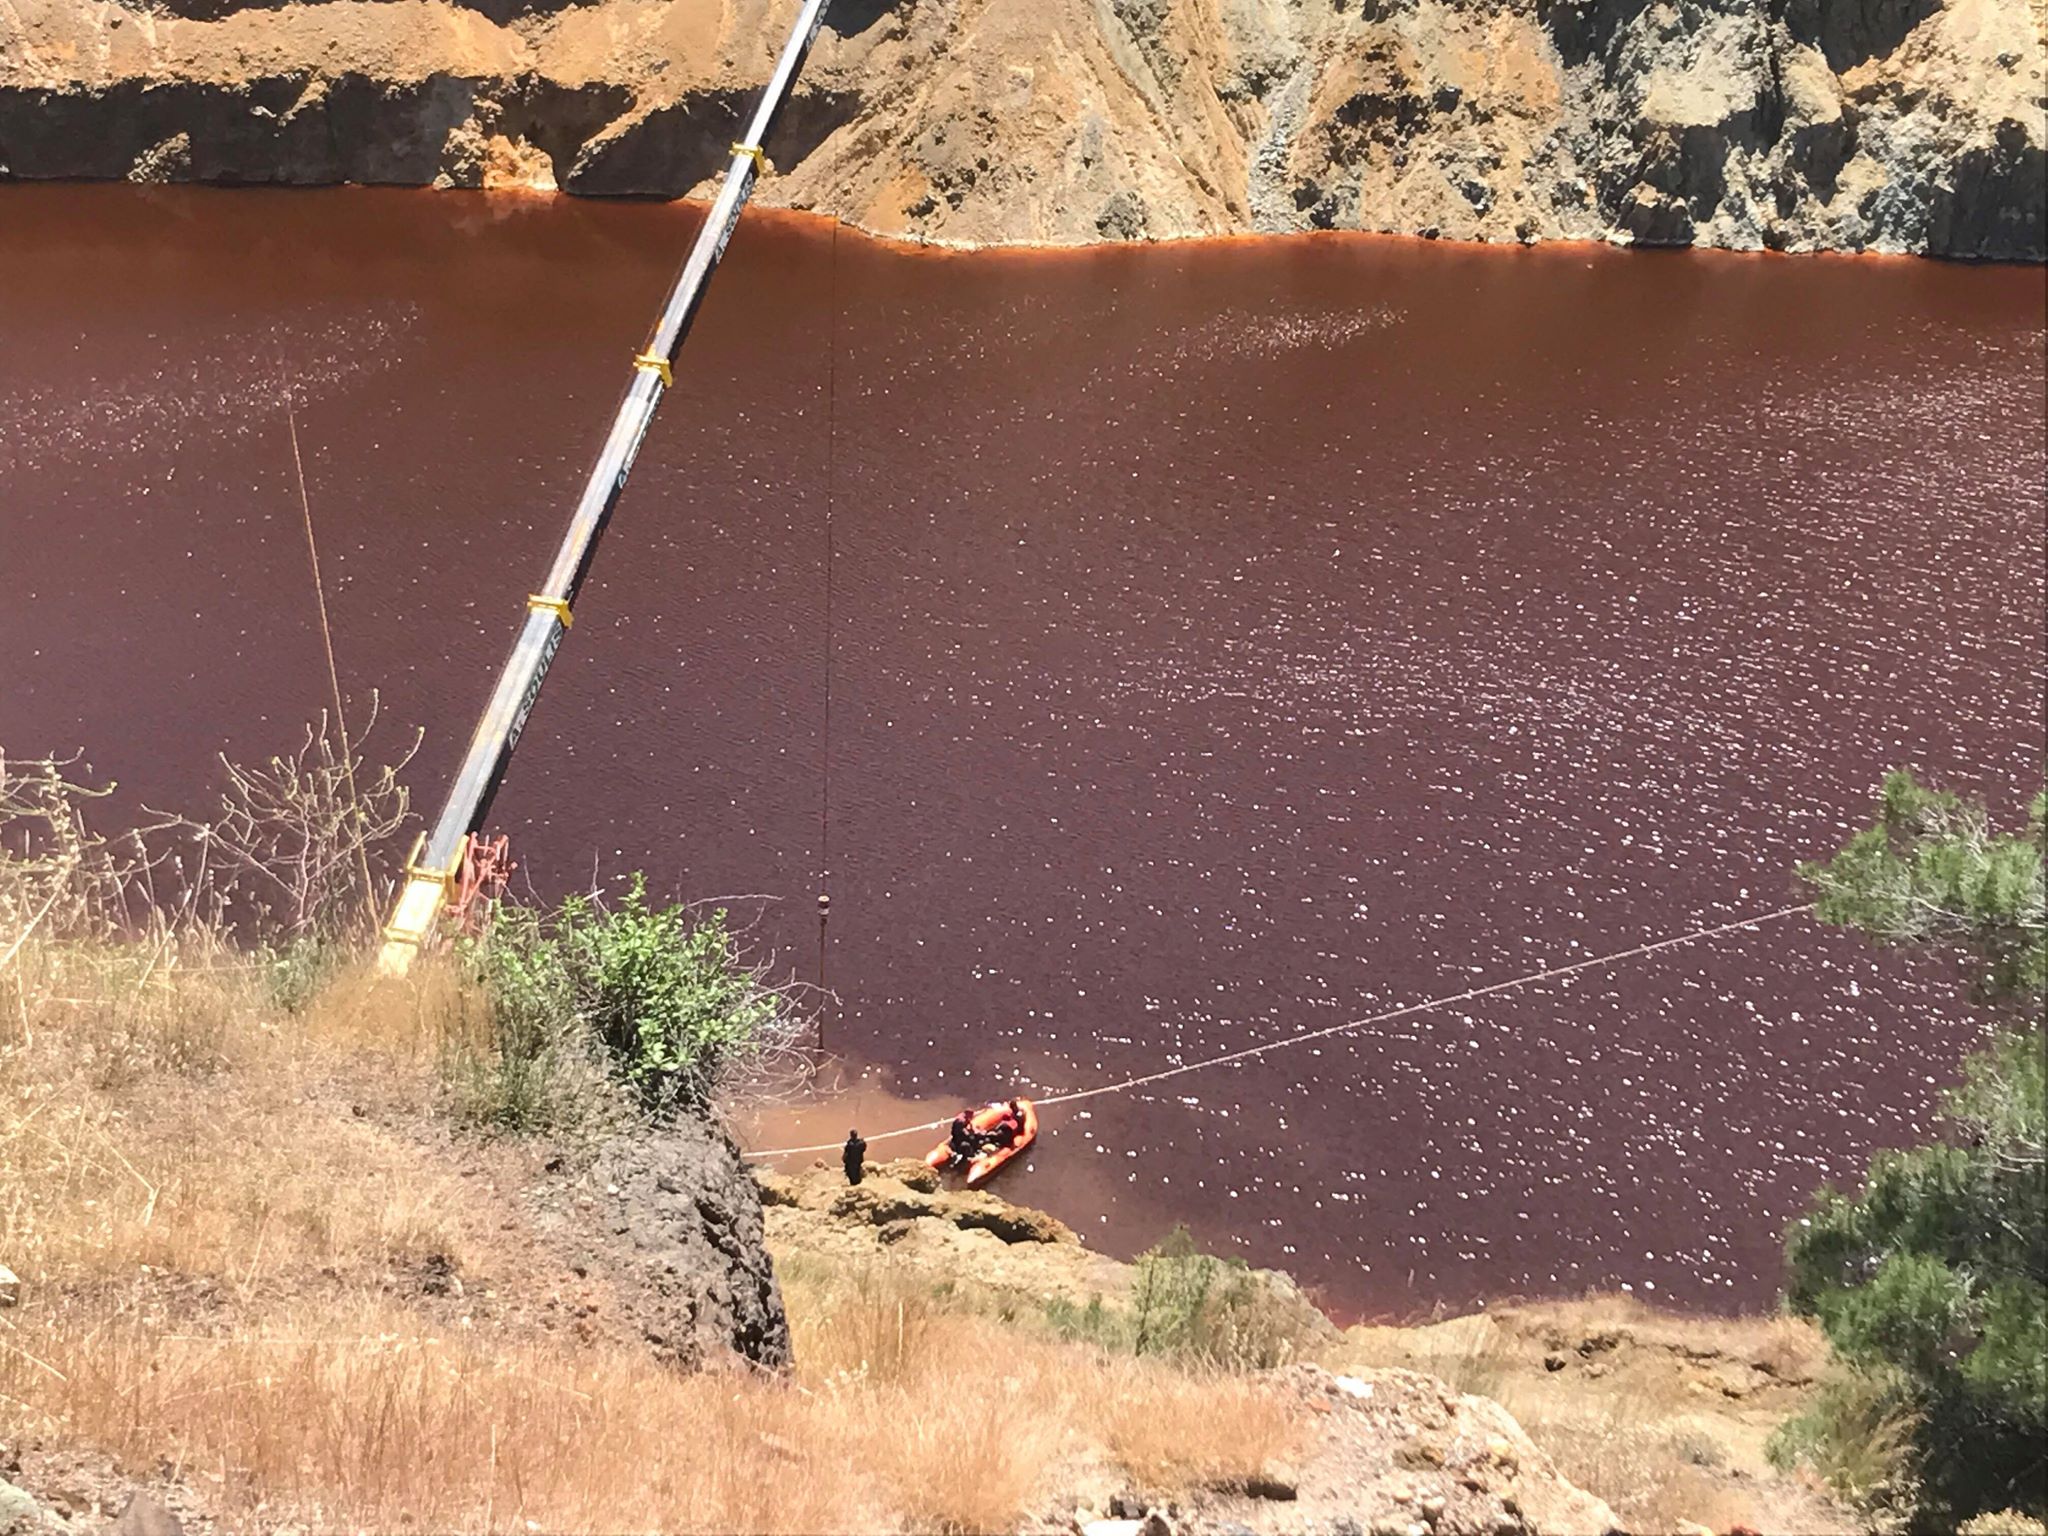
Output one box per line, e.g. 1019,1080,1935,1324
531,1117,790,1372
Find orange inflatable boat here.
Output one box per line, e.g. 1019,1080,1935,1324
925,1098,1037,1186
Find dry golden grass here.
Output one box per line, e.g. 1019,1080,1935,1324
6,1296,880,1533
867,1397,1063,1535
1095,1362,1299,1494
1342,1311,1517,1398
10,1281,1088,1534
785,1259,946,1385
791,1279,1300,1517
1510,1389,1736,1533
1,936,1316,1534
1514,1398,1851,1535
782,1259,1302,1528
1,945,474,1301
784,1266,1069,1530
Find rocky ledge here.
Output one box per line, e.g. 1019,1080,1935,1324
1050,1365,1627,1536
756,1155,1335,1324
0,0,2040,258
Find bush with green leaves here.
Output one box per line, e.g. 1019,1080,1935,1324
260,934,343,1015
458,875,807,1124
443,902,607,1134
1044,1225,1321,1369
1775,771,2045,1527
1802,771,2045,998
1767,1366,1924,1519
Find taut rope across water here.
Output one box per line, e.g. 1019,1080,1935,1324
743,901,1813,1159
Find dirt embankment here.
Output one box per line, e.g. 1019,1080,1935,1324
0,0,2040,257
763,1156,1855,1535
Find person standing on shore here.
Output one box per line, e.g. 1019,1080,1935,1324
842,1128,867,1186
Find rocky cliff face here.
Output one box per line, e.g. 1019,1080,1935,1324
1,0,2041,256
531,1115,792,1371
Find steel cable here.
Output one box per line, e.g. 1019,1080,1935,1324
743,901,1812,1159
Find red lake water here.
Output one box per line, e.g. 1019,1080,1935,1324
2,184,2042,1316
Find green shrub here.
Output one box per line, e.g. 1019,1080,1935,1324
434,904,597,1133
1781,773,2046,1528
1131,1226,1242,1360
1767,1368,1922,1519
1801,771,2045,999
442,1030,593,1134
1043,1293,1121,1349
456,875,804,1124
441,991,604,1134
548,877,790,1109
1044,1226,1319,1370
260,934,341,1014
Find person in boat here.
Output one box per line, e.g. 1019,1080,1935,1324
947,1110,981,1165
842,1127,867,1186
985,1100,1024,1149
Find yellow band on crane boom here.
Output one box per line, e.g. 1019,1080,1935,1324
401,833,465,892
376,835,467,971
632,351,674,388
526,593,574,629
731,142,771,174
380,874,447,953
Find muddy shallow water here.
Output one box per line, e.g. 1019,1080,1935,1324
2,185,2042,1317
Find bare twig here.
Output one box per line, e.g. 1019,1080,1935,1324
146,703,420,940
0,882,64,974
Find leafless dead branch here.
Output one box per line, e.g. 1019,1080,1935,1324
146,697,421,941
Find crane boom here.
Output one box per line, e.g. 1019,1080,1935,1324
378,0,835,974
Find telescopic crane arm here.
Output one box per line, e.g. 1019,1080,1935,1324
377,0,835,975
